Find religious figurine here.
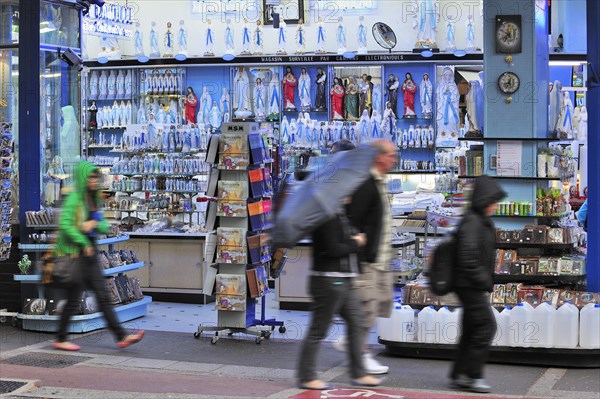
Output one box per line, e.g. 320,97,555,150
116,70,126,98
386,74,399,115
253,77,267,121
359,74,373,117
88,101,98,128
436,66,460,146
402,72,417,118
445,22,456,52
220,88,231,124
233,67,252,118
125,70,133,97
149,21,160,57
557,91,574,139
381,101,397,141
137,102,147,124
357,16,368,55
183,87,198,124
314,68,327,111
134,22,145,58
204,19,215,56
315,17,326,54
420,73,433,119
282,66,297,110
298,68,311,112
336,17,347,55
89,70,99,100
241,18,251,55
125,100,132,125
345,77,360,121
296,20,306,54
372,83,382,116
163,22,174,57
277,21,287,55
177,20,188,57
225,18,235,56
107,70,117,99
200,87,212,126
98,70,108,100
465,79,483,136
549,80,563,135
370,110,382,139
413,0,439,49
268,73,281,121
330,77,345,120
209,101,223,130
466,14,476,51
253,20,264,55
576,106,588,141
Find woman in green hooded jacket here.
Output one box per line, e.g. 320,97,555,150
52,161,144,351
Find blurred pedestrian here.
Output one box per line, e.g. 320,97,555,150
449,175,506,393
52,161,144,351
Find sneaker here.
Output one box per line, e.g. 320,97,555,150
468,378,492,393
449,375,471,389
117,330,145,348
362,353,389,374
332,334,347,352
52,341,80,351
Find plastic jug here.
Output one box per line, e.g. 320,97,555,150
580,304,600,349
450,308,462,344
494,306,511,346
377,316,391,341
554,302,579,348
417,306,438,343
531,302,556,348
509,303,532,347
389,305,416,342
437,306,458,344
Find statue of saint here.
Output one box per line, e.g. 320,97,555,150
315,68,327,111
359,74,373,116
282,66,297,110
254,20,264,55
220,88,231,124
184,87,198,124
386,74,399,115
466,14,476,51
177,20,188,57
163,22,174,57
277,21,287,54
436,67,460,145
204,19,215,56
241,19,251,55
149,21,160,57
268,73,281,121
344,77,359,121
233,67,251,118
134,22,145,57
224,18,235,56
296,20,306,54
330,77,345,120
402,72,417,118
298,68,311,112
357,16,368,54
412,0,439,49
419,73,433,119
445,22,456,52
315,17,326,54
336,17,347,54
253,78,267,120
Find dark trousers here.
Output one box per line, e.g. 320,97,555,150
57,252,125,342
451,288,496,380
297,276,365,382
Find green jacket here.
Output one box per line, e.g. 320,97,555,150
54,161,109,256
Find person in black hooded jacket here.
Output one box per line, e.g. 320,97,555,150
449,175,506,393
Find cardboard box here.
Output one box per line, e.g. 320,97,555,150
518,288,544,307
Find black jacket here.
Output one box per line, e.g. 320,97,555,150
347,177,383,263
312,214,359,274
453,176,506,292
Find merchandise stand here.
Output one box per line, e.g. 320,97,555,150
194,122,284,344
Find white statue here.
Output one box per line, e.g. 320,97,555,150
209,101,223,130
204,19,215,56
413,0,439,48
89,70,99,100
466,14,476,51
295,20,306,54
163,22,174,57
268,73,281,120
149,21,160,57
357,16,368,55
436,67,460,146
200,87,212,126
241,19,251,55
220,88,231,123
315,17,326,54
253,20,264,55
116,70,125,98
336,17,347,55
576,106,588,141
372,82,382,116
233,67,251,118
224,18,235,56
466,80,483,133
549,80,563,135
557,91,574,138
381,101,397,138
419,73,433,119
253,78,267,120
445,22,456,52
177,20,188,57
298,68,311,112
277,21,287,55
134,22,145,57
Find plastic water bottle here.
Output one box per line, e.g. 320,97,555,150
377,316,391,341
437,306,455,344
389,305,416,342
509,303,532,347
531,302,556,348
580,304,600,349
494,306,511,346
449,307,462,344
554,302,579,348
417,306,437,343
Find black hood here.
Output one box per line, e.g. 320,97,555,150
470,175,507,214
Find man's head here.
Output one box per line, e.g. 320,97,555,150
331,139,356,154
370,140,397,174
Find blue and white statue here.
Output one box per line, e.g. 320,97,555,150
413,0,439,49
466,79,483,134
419,73,433,119
466,14,476,51
298,68,311,112
149,21,160,57
253,77,267,121
134,22,145,57
295,20,306,54
277,20,287,55
315,17,326,54
241,19,251,55
357,16,368,55
225,18,235,56
177,20,188,57
253,20,264,55
220,88,231,123
268,72,281,121
336,17,347,55
204,19,215,56
163,22,174,57
436,67,460,146
209,101,223,130
200,87,212,125
372,83,382,116
445,22,456,52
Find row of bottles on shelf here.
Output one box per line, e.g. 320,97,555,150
89,101,133,130
120,124,210,153
111,176,205,193
141,70,184,96
379,302,600,349
396,125,436,149
111,155,210,175
88,70,134,100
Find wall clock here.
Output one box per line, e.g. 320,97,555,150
498,71,520,95
495,15,522,53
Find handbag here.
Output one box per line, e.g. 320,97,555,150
41,253,80,288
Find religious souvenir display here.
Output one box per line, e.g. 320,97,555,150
330,77,345,120
556,91,574,139
199,87,212,126
241,19,252,55
336,17,347,55
177,20,188,57
149,21,160,57
183,87,198,124
315,17,326,54
381,101,397,142
370,110,382,139
357,16,368,55
98,70,108,100
386,74,399,115
116,70,126,98
466,14,476,51
298,68,311,112
314,68,327,111
233,67,252,118
359,74,373,117
296,20,307,54
372,83,382,116
402,72,417,118
253,78,267,121
413,0,439,49
420,73,433,119
436,66,460,146
134,22,145,58
220,88,231,124
465,79,484,136
445,22,456,52
209,101,223,129
277,21,287,55
107,70,117,99
282,66,297,110
253,20,264,55
549,80,562,136
204,19,215,56
163,22,174,57
267,73,281,121
344,77,360,121
225,18,235,56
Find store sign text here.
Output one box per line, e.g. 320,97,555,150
89,3,133,25
83,2,133,38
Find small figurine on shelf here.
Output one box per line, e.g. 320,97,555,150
296,19,306,54
98,70,108,100
204,19,215,56
169,99,179,124
345,77,359,121
253,77,267,121
220,87,231,123
233,67,252,118
381,101,397,142
134,22,145,58
107,70,117,99
200,87,212,126
357,15,368,55
466,14,476,51
386,74,399,115
209,101,223,130
336,17,347,55
177,20,188,58
111,101,119,127
557,91,574,139
125,100,132,125
465,79,483,135
184,86,198,124
372,82,382,116
253,20,264,55
163,22,174,57
125,70,133,97
330,77,345,120
359,74,373,117
88,101,98,128
282,66,297,110
298,68,311,112
224,18,235,57
420,73,433,119
370,110,382,139
157,103,167,124
315,17,326,54
314,68,327,111
149,21,160,57
445,21,456,52
277,20,287,55
89,70,99,100
413,0,439,49
137,102,147,124
402,72,417,118
436,66,460,146
241,18,252,55
119,100,127,127
116,70,125,98
268,72,281,121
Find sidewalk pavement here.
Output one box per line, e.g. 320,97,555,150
1,326,599,399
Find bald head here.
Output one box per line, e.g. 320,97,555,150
370,139,397,174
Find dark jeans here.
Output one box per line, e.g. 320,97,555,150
451,288,496,380
57,251,126,342
297,276,365,382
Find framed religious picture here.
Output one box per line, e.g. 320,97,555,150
263,0,305,25
495,15,522,53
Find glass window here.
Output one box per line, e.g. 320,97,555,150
0,1,19,45
41,1,80,48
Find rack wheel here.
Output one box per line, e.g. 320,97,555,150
278,326,286,334
271,326,276,331
264,331,271,339
193,331,200,339
211,336,219,344
255,337,264,344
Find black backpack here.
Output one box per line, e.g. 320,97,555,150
428,230,459,296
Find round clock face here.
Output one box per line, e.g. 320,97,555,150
498,72,520,95
496,21,521,52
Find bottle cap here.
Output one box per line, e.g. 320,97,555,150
517,303,524,307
